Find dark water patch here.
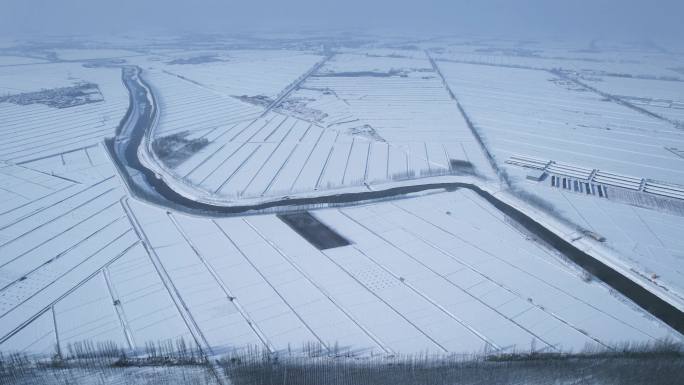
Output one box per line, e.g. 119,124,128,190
82,58,126,68
449,159,476,175
278,211,350,250
346,124,384,141
152,131,209,168
315,69,407,78
167,55,226,65
234,94,273,107
474,47,541,57
277,97,328,122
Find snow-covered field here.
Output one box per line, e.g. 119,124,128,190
158,50,324,97
436,61,684,184
430,38,684,79
0,35,682,361
583,76,684,125
0,55,47,66
146,69,263,138
432,53,684,303
147,51,494,202
3,187,677,355
0,63,129,163
503,164,684,305
53,49,144,61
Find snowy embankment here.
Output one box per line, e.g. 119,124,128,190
487,182,684,315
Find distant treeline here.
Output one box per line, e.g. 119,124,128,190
1,339,682,385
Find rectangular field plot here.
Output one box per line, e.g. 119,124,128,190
0,163,75,215
431,39,683,79
53,273,129,348
510,177,684,303
160,50,323,98
146,70,263,139
583,76,684,125
0,63,129,163
436,61,684,186
312,190,678,351
149,51,497,203
20,144,118,184
56,190,674,356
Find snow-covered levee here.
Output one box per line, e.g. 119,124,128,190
0,34,682,366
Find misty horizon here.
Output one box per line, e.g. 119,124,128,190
1,0,683,48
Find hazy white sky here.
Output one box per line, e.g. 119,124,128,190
2,0,683,44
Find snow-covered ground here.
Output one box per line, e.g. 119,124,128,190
0,63,129,163
146,51,494,203
3,185,678,356
582,76,684,125
430,38,684,79
157,50,324,97
53,49,145,61
0,55,48,66
436,61,684,185
432,54,684,302
0,35,682,360
503,165,684,305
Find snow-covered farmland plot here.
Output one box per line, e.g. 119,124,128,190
434,60,684,305
436,61,684,185
0,162,75,214
313,190,679,351
159,50,324,98
19,143,118,183
0,55,48,66
0,139,194,354
7,187,675,357
0,63,128,163
431,39,684,79
0,172,140,351
53,49,144,61
502,164,684,304
151,52,495,203
582,76,684,126
296,53,493,180
145,69,263,139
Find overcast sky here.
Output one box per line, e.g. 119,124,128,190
2,0,683,45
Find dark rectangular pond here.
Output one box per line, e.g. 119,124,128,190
278,211,350,250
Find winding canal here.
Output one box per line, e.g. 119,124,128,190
106,65,684,335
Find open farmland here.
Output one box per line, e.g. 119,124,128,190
0,34,682,385
159,50,324,97
582,76,684,126
147,52,494,203
433,57,684,303
146,69,263,138
430,38,684,79
501,162,684,303
0,63,129,163
2,188,677,356
436,61,684,185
